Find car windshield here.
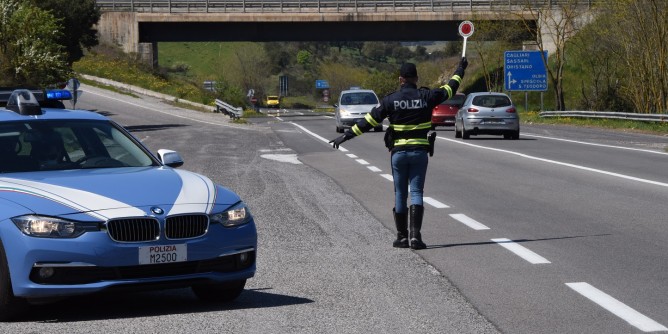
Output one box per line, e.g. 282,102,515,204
443,95,465,105
0,119,156,173
268,96,278,100
472,95,511,108
340,92,378,105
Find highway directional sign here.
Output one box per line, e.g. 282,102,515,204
504,51,548,91
315,80,329,89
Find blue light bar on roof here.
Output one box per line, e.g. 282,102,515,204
45,89,72,100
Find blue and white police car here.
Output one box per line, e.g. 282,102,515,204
0,89,257,320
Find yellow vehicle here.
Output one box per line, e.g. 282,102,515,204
266,95,280,108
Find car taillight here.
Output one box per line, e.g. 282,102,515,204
434,106,440,111
468,108,479,113
506,107,516,113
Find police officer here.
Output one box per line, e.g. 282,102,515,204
329,57,468,250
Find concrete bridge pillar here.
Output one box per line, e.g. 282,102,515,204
98,12,139,54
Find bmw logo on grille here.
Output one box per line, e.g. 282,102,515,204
150,207,164,215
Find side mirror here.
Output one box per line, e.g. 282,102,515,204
157,149,184,168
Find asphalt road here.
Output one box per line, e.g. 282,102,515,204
5,87,667,333
0,86,497,333
264,107,668,334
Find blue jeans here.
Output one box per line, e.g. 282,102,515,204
391,149,428,213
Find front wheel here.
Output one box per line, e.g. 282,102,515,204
192,279,246,303
0,241,28,321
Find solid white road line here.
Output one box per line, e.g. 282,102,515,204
522,133,668,156
450,214,490,230
289,122,349,152
491,238,551,264
380,174,394,182
423,197,450,208
566,282,668,332
367,166,382,172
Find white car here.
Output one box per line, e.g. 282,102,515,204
335,88,383,133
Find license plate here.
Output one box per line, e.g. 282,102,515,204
483,120,505,124
139,244,187,265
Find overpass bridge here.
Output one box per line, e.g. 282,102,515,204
95,0,597,65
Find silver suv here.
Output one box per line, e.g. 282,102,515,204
335,88,383,133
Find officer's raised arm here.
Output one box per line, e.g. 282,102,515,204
439,57,468,101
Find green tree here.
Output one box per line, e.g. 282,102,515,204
470,18,523,92
362,42,389,62
297,50,313,68
317,61,367,100
603,0,667,113
30,0,100,64
516,0,595,110
363,70,397,97
0,0,69,86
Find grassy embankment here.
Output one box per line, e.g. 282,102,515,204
74,42,668,135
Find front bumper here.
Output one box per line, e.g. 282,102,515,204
1,219,257,298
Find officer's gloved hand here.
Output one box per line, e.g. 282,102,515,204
329,132,354,149
459,57,468,70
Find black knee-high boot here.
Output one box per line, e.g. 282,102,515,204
393,208,409,248
409,205,426,250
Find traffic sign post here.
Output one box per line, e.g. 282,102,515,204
458,21,474,58
67,78,80,109
504,51,548,91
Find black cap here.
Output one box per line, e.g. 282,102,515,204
400,63,418,78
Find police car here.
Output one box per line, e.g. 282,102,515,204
0,89,257,320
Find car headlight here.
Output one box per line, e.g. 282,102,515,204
209,202,252,227
339,108,350,116
12,215,98,238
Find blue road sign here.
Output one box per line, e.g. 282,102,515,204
315,80,329,89
504,51,548,91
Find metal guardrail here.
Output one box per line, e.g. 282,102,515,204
96,0,599,13
214,99,244,119
539,111,668,123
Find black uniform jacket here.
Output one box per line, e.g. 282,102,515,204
347,66,465,153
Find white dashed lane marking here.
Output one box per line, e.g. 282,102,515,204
367,166,382,172
566,282,668,332
450,214,490,230
491,238,551,264
423,197,450,208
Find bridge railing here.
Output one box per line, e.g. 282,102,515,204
96,0,597,13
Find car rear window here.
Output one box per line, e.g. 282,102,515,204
341,92,378,105
472,95,511,108
443,95,465,105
